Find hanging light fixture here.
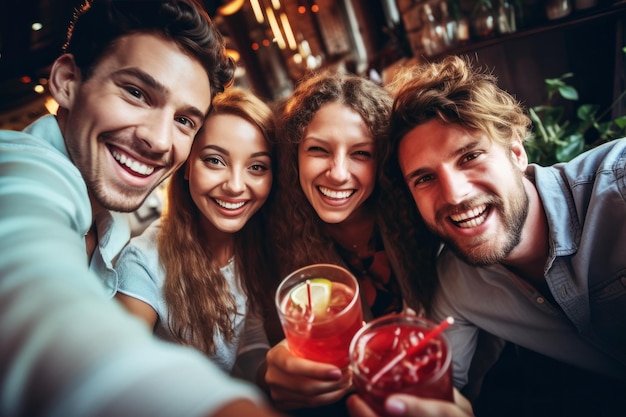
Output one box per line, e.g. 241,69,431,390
217,0,245,16
280,13,297,50
265,6,286,49
250,0,265,23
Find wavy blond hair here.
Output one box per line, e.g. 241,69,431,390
388,55,531,148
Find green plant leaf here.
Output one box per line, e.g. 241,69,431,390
545,78,565,88
576,104,599,121
614,115,626,128
528,55,624,166
558,85,579,101
556,134,585,162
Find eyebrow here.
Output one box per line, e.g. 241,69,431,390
203,144,271,159
251,151,272,158
302,136,374,148
115,68,208,120
404,140,480,182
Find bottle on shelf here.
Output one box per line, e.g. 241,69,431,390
449,0,471,46
496,0,517,34
440,1,458,47
471,0,497,39
420,2,449,56
545,0,572,20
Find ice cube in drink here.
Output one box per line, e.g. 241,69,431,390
350,315,453,415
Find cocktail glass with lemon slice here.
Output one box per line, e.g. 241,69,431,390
275,264,363,367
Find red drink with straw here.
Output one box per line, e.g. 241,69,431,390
350,314,454,415
275,264,363,368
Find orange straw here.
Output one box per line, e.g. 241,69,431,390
370,316,454,384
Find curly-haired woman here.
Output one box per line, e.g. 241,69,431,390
263,70,440,415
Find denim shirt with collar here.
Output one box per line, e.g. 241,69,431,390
431,138,626,388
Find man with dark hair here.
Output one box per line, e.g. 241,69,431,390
0,1,283,416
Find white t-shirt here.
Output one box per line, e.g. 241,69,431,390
116,219,269,379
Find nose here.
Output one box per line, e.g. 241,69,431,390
326,154,350,183
439,167,471,204
222,169,245,194
136,111,174,154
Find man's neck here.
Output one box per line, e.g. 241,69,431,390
86,195,104,261
85,223,98,261
502,179,550,286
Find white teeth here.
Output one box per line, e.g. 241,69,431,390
450,204,488,228
319,186,354,199
112,150,155,175
215,199,245,210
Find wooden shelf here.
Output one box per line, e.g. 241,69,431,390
438,1,626,58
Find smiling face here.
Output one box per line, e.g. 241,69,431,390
398,119,530,266
185,113,272,235
298,102,376,224
52,33,212,213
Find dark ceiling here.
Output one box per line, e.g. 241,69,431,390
0,0,230,113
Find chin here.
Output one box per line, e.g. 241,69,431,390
446,237,505,266
96,192,147,213
319,214,348,224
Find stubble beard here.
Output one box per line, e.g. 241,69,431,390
437,187,529,267
89,177,156,213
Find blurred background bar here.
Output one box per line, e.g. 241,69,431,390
1,0,625,131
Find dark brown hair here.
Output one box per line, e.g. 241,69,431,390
64,0,234,95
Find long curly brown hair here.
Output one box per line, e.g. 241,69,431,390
267,71,440,324
158,88,277,356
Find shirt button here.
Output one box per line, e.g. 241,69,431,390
537,297,545,304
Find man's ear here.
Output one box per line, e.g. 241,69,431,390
48,54,81,110
510,135,529,171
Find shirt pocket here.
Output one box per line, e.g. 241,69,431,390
588,270,626,353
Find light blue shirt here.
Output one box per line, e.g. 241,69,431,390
0,115,263,417
431,138,626,388
116,220,269,380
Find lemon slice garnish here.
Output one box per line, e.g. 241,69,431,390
290,278,332,316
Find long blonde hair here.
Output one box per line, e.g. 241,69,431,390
159,88,276,356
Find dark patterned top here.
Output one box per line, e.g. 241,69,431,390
334,228,403,318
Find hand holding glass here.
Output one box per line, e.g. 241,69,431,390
275,263,363,368
349,314,454,416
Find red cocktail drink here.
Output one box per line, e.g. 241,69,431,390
276,264,363,368
350,315,453,415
